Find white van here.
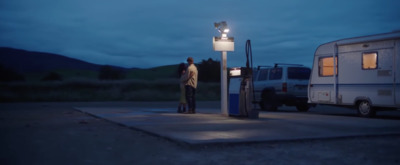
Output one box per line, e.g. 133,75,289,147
308,31,400,117
253,64,311,111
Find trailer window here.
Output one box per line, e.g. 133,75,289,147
362,52,377,69
319,57,337,76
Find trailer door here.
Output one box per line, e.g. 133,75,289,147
338,40,396,107
375,48,396,106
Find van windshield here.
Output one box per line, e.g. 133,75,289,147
288,67,311,80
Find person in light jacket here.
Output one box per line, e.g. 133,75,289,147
183,57,198,114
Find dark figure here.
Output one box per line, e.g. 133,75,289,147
177,63,187,113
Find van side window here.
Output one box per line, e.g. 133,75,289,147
319,57,337,76
257,69,268,81
362,52,377,70
269,68,282,80
288,67,311,80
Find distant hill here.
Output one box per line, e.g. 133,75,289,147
0,47,219,81
0,47,127,73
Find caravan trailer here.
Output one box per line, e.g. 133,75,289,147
308,31,400,117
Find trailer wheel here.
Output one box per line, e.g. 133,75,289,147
357,100,376,117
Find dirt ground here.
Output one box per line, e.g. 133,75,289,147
1,102,399,165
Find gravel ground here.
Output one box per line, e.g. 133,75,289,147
1,102,399,165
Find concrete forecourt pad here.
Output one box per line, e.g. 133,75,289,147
75,106,400,145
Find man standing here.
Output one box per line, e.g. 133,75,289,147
184,57,198,114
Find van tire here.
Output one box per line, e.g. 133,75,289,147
296,104,310,112
260,102,278,111
261,89,278,111
357,100,376,117
260,101,278,111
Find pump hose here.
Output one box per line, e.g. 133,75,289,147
245,40,251,69
245,40,256,111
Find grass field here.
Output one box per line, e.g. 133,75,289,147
22,64,179,82
1,77,220,103
126,65,178,80
1,64,221,102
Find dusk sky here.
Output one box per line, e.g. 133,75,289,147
1,0,399,68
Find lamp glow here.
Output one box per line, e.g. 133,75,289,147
213,21,235,116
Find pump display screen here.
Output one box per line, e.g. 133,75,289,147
229,68,241,76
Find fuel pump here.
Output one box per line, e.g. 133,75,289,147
228,40,259,119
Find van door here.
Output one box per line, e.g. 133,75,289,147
287,67,311,97
269,67,283,94
252,68,269,102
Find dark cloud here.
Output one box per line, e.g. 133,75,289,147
0,0,399,68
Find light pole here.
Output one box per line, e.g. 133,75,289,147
213,21,234,115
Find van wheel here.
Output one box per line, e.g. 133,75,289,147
259,102,266,110
261,89,278,111
357,100,375,117
296,104,310,112
260,102,277,111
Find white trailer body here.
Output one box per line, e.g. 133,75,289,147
308,32,400,117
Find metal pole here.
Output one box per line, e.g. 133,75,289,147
221,51,228,115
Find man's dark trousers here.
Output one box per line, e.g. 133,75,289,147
185,85,196,113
